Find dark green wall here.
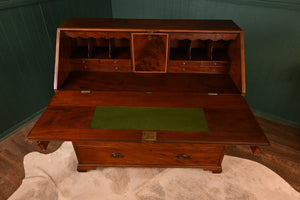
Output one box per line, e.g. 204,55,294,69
1,0,299,141
0,0,112,140
111,0,300,128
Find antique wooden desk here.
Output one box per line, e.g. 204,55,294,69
28,18,269,173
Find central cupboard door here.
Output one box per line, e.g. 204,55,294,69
131,33,168,73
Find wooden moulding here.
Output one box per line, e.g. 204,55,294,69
58,19,242,32
228,33,245,95
63,31,130,40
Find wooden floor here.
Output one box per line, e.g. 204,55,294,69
0,116,299,200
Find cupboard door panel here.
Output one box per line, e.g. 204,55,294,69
132,33,168,73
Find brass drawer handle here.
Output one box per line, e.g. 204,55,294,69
111,152,124,158
176,154,190,159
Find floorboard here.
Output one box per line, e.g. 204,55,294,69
0,116,299,199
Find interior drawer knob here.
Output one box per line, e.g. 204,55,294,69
111,152,124,158
176,154,190,159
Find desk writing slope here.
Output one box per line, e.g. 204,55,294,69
28,18,269,173
89,107,209,132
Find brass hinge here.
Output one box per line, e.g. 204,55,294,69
208,92,218,96
142,131,157,142
80,90,91,94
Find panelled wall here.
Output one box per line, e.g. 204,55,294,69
112,0,300,128
0,0,112,139
0,0,299,140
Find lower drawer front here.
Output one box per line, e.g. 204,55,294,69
73,142,226,167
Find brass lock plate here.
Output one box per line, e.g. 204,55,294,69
142,131,157,142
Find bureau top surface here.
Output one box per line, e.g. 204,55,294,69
59,18,242,32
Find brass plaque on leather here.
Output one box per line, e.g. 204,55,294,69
142,131,157,142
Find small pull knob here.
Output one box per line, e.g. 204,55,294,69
176,154,190,159
111,152,124,158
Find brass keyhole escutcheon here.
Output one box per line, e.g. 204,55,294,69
111,152,124,158
148,35,152,40
142,131,157,142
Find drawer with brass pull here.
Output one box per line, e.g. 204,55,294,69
73,141,226,168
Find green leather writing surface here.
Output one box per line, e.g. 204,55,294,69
89,106,208,132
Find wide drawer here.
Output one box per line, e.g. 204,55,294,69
73,141,226,167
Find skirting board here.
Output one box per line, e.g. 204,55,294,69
252,108,300,129
0,108,45,142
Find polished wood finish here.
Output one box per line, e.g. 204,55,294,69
54,19,245,91
0,116,298,200
59,18,242,32
60,72,240,93
228,33,245,95
132,33,168,72
28,91,268,146
73,142,226,170
70,59,131,72
168,60,230,74
29,19,269,173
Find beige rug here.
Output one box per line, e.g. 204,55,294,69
9,142,300,200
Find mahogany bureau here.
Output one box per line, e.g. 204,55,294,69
28,18,269,173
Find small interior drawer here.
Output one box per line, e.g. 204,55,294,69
70,59,131,72
73,141,226,167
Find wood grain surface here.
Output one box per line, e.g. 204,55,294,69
60,72,240,93
28,91,268,146
132,33,168,72
58,18,242,32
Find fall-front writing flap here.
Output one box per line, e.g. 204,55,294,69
28,91,269,146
